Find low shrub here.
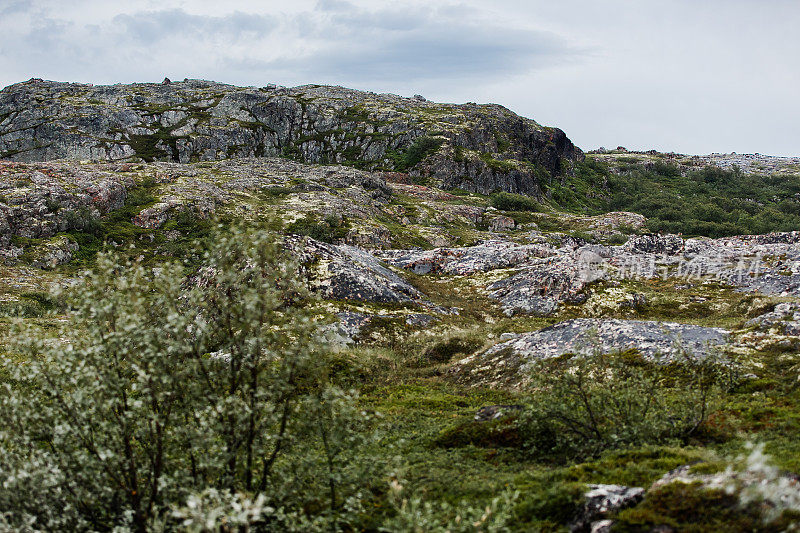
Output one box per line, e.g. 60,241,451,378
490,191,541,212
418,335,483,365
517,348,730,460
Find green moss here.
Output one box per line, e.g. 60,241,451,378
614,481,775,532
434,416,523,448
418,335,483,365
479,152,517,173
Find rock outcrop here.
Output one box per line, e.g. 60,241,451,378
485,318,729,361
453,319,730,387
0,79,582,196
289,235,426,305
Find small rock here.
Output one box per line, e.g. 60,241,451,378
474,405,523,422
488,215,516,232
570,484,644,533
406,313,436,327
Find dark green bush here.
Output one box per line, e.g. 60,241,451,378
613,482,772,532
388,136,444,171
604,160,800,237
419,335,483,365
490,191,541,212
434,416,523,448
286,214,349,243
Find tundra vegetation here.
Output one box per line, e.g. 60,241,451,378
1,81,800,531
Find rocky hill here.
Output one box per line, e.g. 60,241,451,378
0,78,581,196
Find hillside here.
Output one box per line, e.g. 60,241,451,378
0,78,580,196
1,80,800,531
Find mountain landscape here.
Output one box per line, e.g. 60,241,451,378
2,78,800,532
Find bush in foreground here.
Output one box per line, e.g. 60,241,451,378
0,226,373,532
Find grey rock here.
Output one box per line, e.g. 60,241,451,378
487,255,599,316
379,240,555,276
30,235,79,269
622,233,684,255
474,404,523,422
571,484,645,533
483,318,729,365
289,235,426,305
325,311,372,345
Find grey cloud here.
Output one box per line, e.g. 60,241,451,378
0,1,33,16
112,9,277,43
0,2,578,105
286,3,577,82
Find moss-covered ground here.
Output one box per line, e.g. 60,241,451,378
2,160,800,530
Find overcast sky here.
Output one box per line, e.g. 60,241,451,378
1,0,797,155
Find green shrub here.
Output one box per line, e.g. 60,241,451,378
419,335,483,365
286,214,349,244
434,416,523,449
490,191,540,212
518,348,729,461
388,136,444,171
603,159,800,237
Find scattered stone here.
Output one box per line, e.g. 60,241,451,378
474,404,523,422
570,484,645,533
406,313,436,327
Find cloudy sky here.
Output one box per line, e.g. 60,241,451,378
1,0,797,155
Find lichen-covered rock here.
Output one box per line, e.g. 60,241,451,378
745,302,800,335
289,236,426,304
29,235,79,269
487,253,603,316
453,319,730,387
488,215,516,232
0,79,581,196
324,311,372,345
484,318,729,363
379,240,555,276
622,233,684,255
0,160,134,258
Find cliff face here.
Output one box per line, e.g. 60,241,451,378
0,78,581,196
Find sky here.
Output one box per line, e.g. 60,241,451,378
0,0,797,156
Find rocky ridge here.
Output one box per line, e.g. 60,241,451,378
0,78,581,196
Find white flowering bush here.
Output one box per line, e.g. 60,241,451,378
0,226,374,532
